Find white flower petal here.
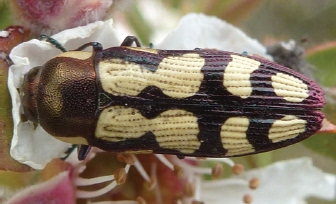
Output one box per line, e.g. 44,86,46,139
157,13,271,60
201,158,336,204
8,20,120,169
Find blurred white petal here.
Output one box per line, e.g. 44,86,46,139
201,158,336,204
157,13,272,59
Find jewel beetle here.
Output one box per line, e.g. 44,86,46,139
21,36,325,160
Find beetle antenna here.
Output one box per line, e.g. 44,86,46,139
39,35,67,52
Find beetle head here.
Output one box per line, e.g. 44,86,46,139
21,66,41,123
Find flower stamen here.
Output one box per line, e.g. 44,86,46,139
232,164,245,175
143,176,157,191
131,155,151,182
243,194,253,204
114,168,127,185
118,153,136,165
173,164,184,178
211,164,224,179
154,154,174,170
249,178,260,189
183,182,196,197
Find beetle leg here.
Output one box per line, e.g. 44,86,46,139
77,145,92,160
61,144,77,160
39,35,67,52
73,42,103,52
121,36,142,47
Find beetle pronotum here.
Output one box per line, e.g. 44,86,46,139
21,36,325,160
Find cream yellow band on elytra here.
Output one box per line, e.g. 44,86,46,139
271,73,309,102
220,116,254,156
57,51,92,60
223,55,261,98
95,106,201,154
268,115,306,143
126,47,159,54
99,53,205,98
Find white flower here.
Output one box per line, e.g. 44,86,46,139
8,13,269,169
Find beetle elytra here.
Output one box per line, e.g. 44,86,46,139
21,36,325,160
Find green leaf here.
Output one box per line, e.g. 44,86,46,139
306,44,336,124
125,5,152,46
306,44,336,87
0,1,13,29
302,133,336,161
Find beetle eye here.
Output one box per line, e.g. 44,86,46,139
21,66,41,123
